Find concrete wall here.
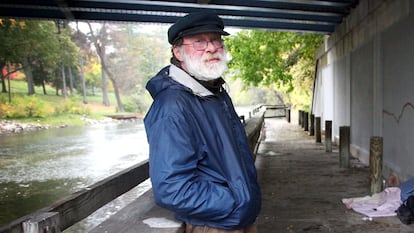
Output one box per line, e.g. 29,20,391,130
382,11,414,181
313,0,414,182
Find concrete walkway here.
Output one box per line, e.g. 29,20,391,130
255,118,413,233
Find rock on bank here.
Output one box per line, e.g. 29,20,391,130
0,120,50,134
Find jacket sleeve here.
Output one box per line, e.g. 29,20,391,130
146,111,236,221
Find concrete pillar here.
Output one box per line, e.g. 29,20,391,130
339,126,350,168
315,117,321,143
298,110,302,125
370,136,383,194
325,120,332,152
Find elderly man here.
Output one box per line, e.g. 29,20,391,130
144,11,261,233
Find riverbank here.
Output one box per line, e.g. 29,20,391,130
0,117,114,135
0,120,51,134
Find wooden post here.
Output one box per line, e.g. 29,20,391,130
301,111,305,128
315,117,321,143
339,126,350,168
239,115,245,125
325,120,332,152
310,114,315,136
298,110,302,125
286,109,291,123
304,112,309,131
23,212,60,233
370,136,383,194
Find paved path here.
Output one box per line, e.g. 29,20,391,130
255,118,413,233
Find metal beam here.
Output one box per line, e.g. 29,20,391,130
0,0,358,34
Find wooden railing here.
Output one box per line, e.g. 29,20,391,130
0,160,150,233
0,108,271,233
261,104,290,119
240,104,290,123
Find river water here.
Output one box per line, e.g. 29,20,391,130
0,120,150,232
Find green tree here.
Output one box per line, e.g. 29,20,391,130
14,21,61,96
0,19,27,95
70,22,95,103
225,30,323,110
0,20,80,97
54,21,81,98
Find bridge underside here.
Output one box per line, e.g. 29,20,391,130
1,0,358,34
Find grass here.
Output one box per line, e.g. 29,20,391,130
1,79,122,126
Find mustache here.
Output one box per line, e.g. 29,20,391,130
203,53,223,62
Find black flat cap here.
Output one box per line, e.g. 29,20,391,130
168,11,230,44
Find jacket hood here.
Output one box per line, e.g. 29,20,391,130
146,66,174,99
146,65,214,99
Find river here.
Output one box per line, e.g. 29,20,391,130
0,120,150,232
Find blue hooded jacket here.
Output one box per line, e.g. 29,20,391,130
144,65,261,229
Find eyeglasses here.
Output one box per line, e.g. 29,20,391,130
182,39,224,51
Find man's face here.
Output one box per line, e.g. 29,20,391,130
174,33,229,81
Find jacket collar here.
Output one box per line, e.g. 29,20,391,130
169,65,213,97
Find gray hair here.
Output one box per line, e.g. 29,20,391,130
170,38,183,67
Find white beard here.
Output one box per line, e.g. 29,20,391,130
180,48,229,81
